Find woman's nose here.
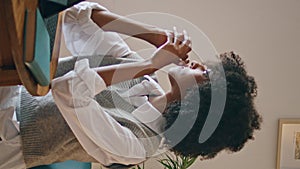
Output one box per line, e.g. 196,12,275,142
190,61,206,71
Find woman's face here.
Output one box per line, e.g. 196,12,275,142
168,61,208,89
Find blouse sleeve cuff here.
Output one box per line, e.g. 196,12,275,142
65,2,108,35
74,59,107,95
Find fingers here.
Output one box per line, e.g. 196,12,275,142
173,27,179,45
182,30,191,47
170,27,192,54
183,59,190,65
169,27,191,45
173,27,191,47
166,31,173,43
180,30,192,54
174,28,191,53
178,58,190,66
173,27,184,46
181,55,189,62
164,27,192,63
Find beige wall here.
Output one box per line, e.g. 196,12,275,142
61,0,300,168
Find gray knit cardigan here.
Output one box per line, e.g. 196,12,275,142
19,55,162,168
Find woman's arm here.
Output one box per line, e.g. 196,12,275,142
91,9,168,48
94,32,191,86
94,59,154,86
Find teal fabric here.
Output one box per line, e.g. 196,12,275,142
30,160,91,169
24,9,50,86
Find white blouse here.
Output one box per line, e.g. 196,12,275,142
51,59,165,166
57,2,166,166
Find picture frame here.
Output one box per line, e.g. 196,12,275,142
277,119,300,169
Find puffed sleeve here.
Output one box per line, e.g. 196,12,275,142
63,2,134,57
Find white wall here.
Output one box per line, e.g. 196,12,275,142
61,0,300,168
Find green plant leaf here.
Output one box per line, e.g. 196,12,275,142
184,157,197,168
158,152,197,169
159,159,172,168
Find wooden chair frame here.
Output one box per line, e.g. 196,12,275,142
0,0,61,96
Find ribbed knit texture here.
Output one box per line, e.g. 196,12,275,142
96,90,162,156
20,88,97,168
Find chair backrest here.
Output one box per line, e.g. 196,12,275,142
0,0,64,96
0,1,21,86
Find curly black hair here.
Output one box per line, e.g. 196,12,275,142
162,51,262,160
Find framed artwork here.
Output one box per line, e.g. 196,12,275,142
277,119,300,169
